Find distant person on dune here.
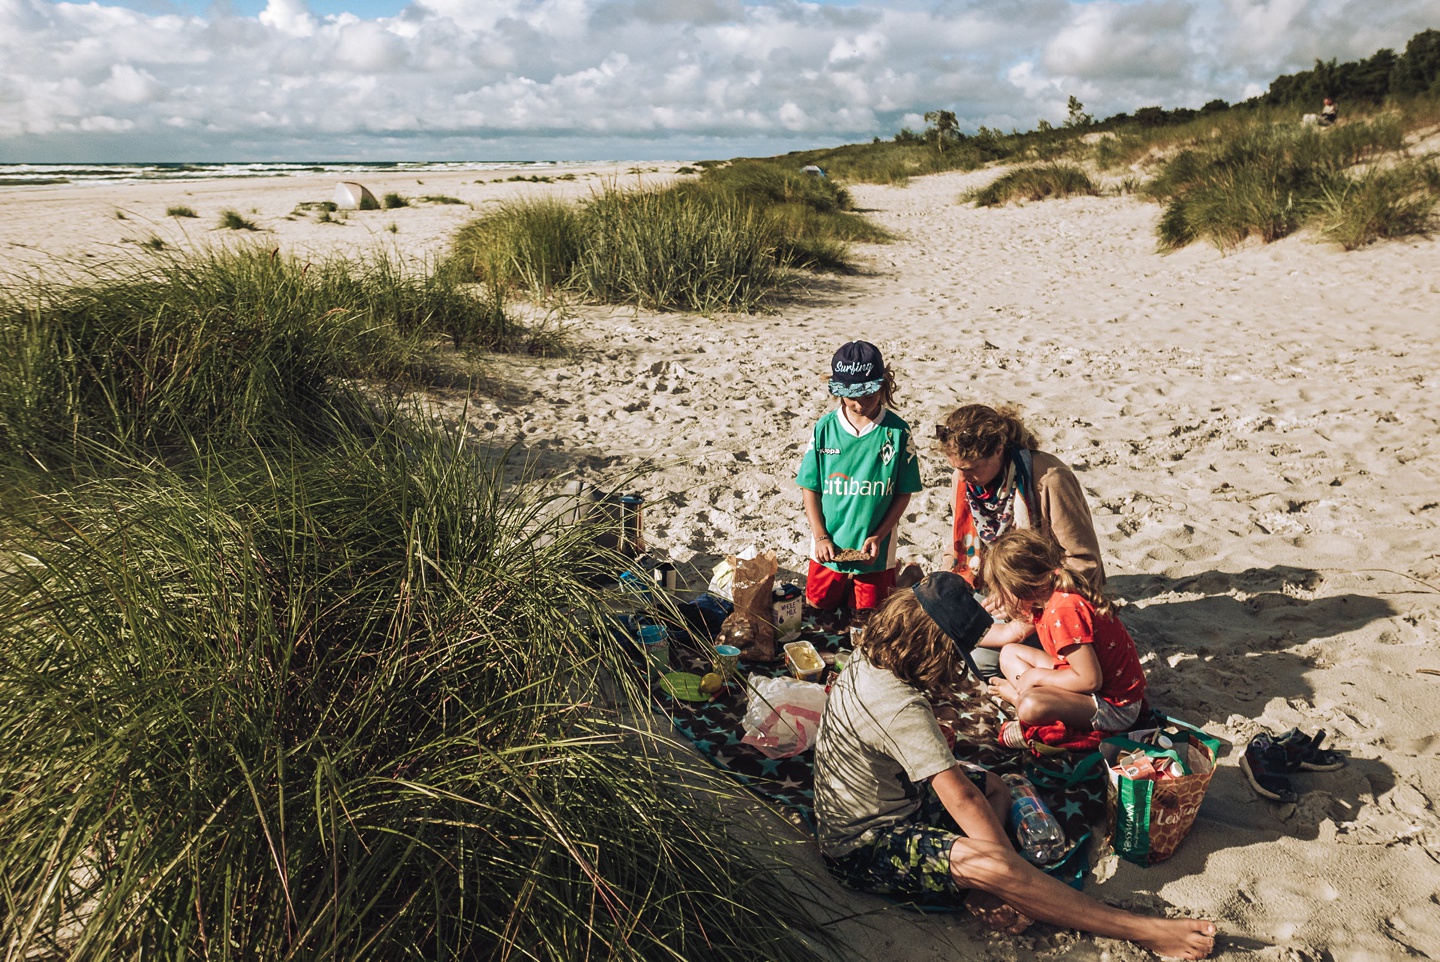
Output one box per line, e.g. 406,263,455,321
1320,97,1338,127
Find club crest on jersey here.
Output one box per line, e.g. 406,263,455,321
881,439,895,465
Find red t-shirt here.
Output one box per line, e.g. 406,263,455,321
1035,592,1146,708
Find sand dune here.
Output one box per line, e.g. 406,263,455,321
4,164,1439,959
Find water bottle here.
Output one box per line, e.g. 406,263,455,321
1002,773,1067,865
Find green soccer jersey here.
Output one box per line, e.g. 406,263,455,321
795,408,924,575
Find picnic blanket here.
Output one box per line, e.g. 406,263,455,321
653,610,1110,889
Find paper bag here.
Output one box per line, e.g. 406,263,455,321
715,550,778,662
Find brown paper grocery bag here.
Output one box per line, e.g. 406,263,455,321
716,550,779,662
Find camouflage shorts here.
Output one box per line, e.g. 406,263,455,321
827,767,989,903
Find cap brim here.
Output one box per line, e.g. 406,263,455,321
829,379,884,398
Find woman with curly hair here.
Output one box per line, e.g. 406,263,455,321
935,403,1105,678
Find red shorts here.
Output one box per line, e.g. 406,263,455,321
806,560,897,611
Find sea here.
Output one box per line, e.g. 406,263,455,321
0,160,600,189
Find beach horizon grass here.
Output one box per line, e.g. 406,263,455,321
450,162,885,313
0,245,518,466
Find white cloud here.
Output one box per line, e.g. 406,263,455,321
2,0,1439,159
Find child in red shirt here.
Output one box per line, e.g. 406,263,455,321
980,529,1147,735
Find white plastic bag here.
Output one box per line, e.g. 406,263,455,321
740,675,828,759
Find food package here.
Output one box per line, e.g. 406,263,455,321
784,641,825,682
771,583,803,644
715,550,779,662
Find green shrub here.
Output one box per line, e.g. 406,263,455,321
218,209,258,230
382,192,409,209
0,419,835,961
1313,159,1439,249
576,186,782,312
452,196,586,291
969,163,1098,206
0,248,507,460
1145,118,1408,250
166,205,198,218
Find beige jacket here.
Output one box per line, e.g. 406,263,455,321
1028,449,1105,587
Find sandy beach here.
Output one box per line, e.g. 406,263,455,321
4,164,1439,960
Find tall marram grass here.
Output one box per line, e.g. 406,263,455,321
451,163,888,312
1312,158,1439,249
1147,114,1411,250
0,419,835,960
0,247,506,463
968,163,1098,206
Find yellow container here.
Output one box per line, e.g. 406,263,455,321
784,641,825,682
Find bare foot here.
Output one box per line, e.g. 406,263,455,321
988,678,1018,706
1135,918,1217,960
965,890,1034,935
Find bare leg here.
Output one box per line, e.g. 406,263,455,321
1016,687,1097,728
949,838,1216,959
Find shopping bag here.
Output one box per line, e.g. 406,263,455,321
740,674,827,759
1100,729,1218,865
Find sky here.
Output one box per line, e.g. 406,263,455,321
2,0,1439,161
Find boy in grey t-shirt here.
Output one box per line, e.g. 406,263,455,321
812,572,1217,959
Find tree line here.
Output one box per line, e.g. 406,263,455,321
900,26,1440,144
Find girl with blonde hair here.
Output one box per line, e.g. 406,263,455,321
979,529,1148,743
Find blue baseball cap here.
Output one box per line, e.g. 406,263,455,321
829,341,885,398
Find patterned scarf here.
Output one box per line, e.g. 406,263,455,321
951,447,1034,582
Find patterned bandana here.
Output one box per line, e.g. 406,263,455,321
952,447,1034,580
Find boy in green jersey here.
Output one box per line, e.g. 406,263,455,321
797,341,924,615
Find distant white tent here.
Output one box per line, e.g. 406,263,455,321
801,165,826,178
333,181,379,210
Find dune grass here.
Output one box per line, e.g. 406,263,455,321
0,247,509,464
0,415,835,960
383,192,409,209
451,162,887,312
166,205,198,218
1312,158,1439,249
218,209,258,231
1147,114,1412,250
0,243,835,958
968,163,1098,206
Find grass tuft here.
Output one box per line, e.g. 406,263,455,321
451,161,886,312
166,205,198,218
419,194,465,205
1146,116,1407,251
382,192,409,209
969,163,1099,206
0,416,836,960
218,209,258,231
0,247,510,462
1313,159,1439,249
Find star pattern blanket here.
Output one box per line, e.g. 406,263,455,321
654,613,1109,889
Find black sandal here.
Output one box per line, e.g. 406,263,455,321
1239,748,1298,803
1273,728,1346,772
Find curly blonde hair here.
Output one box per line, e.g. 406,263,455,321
859,589,968,690
936,403,1040,461
979,528,1113,619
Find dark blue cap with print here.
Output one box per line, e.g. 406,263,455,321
828,340,885,398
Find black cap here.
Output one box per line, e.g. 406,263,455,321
829,341,885,398
913,571,991,671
